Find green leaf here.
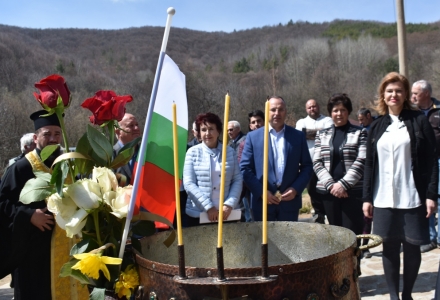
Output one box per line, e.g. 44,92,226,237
70,237,99,255
131,220,156,237
33,171,52,182
40,145,59,162
90,287,106,300
76,132,93,156
19,178,54,204
51,160,68,196
70,138,95,176
110,148,133,169
118,137,141,153
87,125,113,166
110,137,141,169
70,269,91,285
75,158,96,178
56,94,63,107
59,260,75,277
59,260,90,285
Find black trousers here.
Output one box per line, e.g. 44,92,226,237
322,193,364,235
308,173,325,216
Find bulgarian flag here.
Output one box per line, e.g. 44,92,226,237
132,54,188,228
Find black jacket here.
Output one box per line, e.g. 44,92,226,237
363,109,438,204
0,155,52,299
426,100,440,157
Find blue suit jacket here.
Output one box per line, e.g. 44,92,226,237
240,125,313,220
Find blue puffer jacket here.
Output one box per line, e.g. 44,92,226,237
183,142,243,218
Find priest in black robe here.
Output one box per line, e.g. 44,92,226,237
0,111,62,300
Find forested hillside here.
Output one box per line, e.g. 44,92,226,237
0,20,439,167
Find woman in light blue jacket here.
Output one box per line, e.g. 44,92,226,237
183,112,243,227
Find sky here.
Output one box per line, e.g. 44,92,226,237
1,0,439,32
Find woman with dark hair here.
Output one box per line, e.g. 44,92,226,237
363,72,438,300
313,93,367,235
183,112,243,227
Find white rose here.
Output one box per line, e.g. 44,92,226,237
47,192,63,215
64,208,89,238
92,167,118,193
47,190,78,220
103,191,117,207
110,186,132,219
65,179,101,210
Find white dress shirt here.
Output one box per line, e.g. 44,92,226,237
373,114,421,208
295,114,333,158
269,124,286,186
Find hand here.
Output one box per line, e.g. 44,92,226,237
330,183,348,198
30,208,54,231
115,173,127,187
267,191,280,205
222,205,232,220
281,187,297,201
363,202,374,218
207,207,219,222
426,199,437,218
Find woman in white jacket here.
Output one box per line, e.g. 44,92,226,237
183,112,243,227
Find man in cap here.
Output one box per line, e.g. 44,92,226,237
0,110,87,300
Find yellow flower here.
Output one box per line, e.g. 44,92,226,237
115,265,139,299
72,252,122,281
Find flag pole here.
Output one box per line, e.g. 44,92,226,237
118,7,176,260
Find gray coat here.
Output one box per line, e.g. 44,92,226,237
183,142,242,218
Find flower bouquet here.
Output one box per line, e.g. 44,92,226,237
20,75,174,299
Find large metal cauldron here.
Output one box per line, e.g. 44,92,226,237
135,222,365,300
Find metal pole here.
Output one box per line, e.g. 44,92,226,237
118,7,176,260
396,0,408,77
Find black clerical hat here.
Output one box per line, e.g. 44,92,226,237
30,110,62,131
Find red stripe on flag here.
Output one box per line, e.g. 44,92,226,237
133,162,177,229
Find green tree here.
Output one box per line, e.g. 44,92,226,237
233,57,251,73
55,60,65,73
381,57,399,74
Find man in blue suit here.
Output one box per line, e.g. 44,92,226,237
240,96,313,221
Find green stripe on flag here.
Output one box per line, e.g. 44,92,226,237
144,112,187,177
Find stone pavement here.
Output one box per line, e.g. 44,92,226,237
0,245,438,299
359,244,439,300
0,281,12,300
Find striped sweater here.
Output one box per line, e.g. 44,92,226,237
313,124,367,194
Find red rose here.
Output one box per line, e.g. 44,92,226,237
33,74,71,108
81,90,133,125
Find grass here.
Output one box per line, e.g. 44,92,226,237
300,189,313,214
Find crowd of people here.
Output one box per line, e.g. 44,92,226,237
1,71,439,299
181,72,440,300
